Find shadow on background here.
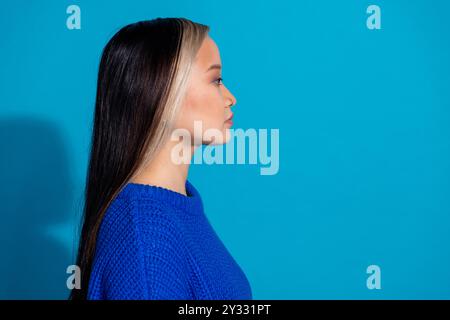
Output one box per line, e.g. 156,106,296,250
0,116,75,299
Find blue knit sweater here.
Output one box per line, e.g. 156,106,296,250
87,180,252,300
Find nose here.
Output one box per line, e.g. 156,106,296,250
223,85,237,108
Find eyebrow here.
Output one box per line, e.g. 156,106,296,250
205,64,222,72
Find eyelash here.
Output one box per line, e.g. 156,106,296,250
213,77,223,86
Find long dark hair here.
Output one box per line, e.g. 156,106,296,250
69,18,209,300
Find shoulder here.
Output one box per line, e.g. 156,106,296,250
97,196,187,254
89,196,192,299
93,195,192,283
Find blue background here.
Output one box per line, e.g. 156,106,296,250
1,0,449,299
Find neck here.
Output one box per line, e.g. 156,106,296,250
130,139,198,196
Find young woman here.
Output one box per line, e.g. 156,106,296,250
69,17,252,300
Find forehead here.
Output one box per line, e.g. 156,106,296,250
195,36,221,70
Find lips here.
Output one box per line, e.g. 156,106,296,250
226,113,234,122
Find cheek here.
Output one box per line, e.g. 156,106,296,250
185,88,225,129
173,85,227,145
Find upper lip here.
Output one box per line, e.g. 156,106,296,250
226,113,234,121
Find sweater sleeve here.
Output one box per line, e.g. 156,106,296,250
93,201,192,300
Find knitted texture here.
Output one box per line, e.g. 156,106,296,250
87,180,252,300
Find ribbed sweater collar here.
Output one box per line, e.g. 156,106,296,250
117,179,204,215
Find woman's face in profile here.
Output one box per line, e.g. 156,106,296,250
175,36,237,145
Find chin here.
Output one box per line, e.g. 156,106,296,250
223,128,232,144
218,127,232,145
203,127,231,145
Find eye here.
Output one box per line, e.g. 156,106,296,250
213,77,223,86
